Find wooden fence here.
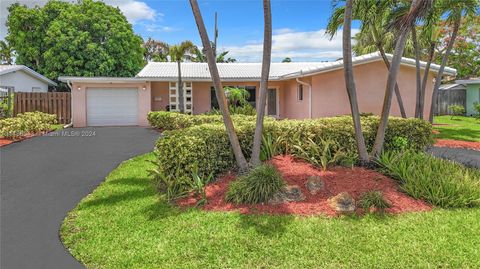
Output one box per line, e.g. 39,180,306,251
14,92,71,124
436,89,466,116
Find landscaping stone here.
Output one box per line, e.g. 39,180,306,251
328,192,355,214
306,176,325,194
269,185,306,204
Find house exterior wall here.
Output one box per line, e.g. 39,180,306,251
0,71,49,92
151,82,169,111
466,84,480,116
71,82,150,127
308,61,434,119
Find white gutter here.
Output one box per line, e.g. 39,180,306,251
296,77,312,118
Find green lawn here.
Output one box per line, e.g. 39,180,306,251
434,116,480,142
61,153,480,269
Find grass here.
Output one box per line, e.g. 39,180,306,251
433,115,480,142
61,153,480,269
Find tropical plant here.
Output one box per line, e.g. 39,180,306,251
0,40,13,64
225,164,285,204
293,138,349,171
193,46,237,63
251,0,273,167
358,190,391,213
376,150,480,208
143,38,170,62
474,102,480,119
449,105,465,119
169,41,197,113
190,167,214,206
259,133,284,161
6,0,144,80
340,0,369,164
429,0,479,123
371,0,432,157
189,0,249,171
224,87,250,106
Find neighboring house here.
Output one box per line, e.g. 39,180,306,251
0,65,57,92
59,52,456,127
455,79,480,116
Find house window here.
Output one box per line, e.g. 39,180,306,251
245,86,256,107
297,84,304,101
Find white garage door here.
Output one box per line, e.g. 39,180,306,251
86,88,138,126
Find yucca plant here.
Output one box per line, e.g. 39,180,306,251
293,138,348,171
190,168,214,206
358,190,391,213
259,133,285,161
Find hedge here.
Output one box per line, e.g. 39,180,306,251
152,113,433,185
147,111,277,130
0,111,57,138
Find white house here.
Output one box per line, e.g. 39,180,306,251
0,65,57,92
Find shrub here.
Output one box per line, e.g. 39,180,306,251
147,111,262,130
0,111,57,138
358,190,391,212
449,105,465,119
225,164,285,204
473,102,480,119
376,150,480,208
151,113,433,189
293,138,353,170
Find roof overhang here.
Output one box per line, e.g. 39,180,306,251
455,79,480,85
58,77,148,83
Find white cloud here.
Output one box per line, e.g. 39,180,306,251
0,0,159,40
143,23,178,33
221,28,360,62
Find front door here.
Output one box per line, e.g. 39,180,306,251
267,88,278,117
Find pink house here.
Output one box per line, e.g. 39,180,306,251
58,52,456,127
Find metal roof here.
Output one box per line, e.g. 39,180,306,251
439,83,466,90
455,79,480,85
0,65,57,86
136,52,457,81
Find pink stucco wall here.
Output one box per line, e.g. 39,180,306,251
71,82,151,127
151,82,169,111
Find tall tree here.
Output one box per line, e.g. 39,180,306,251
189,0,249,171
429,0,479,122
193,47,236,63
6,0,144,80
411,27,423,118
342,0,369,164
169,41,196,113
144,38,170,62
326,0,408,119
0,41,13,64
371,0,432,157
250,0,273,166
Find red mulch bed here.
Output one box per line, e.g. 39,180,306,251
435,139,480,151
0,133,44,147
177,155,432,217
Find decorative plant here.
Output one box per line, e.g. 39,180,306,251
358,190,391,213
293,138,348,171
190,167,214,206
260,133,285,161
473,102,480,120
448,105,465,119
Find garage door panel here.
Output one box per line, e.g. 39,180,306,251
87,88,138,126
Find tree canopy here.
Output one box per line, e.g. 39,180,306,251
6,0,144,80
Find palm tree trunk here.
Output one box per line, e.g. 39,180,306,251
412,27,422,118
419,42,435,119
177,61,185,113
371,26,407,118
250,0,272,166
343,0,369,164
429,18,460,123
189,0,249,171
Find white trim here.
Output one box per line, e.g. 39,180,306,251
0,65,57,86
58,77,147,83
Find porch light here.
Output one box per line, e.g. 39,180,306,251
142,86,146,91
77,87,81,91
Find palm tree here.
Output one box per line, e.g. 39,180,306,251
371,0,432,157
193,47,237,63
326,0,408,119
411,27,423,118
428,0,478,123
250,0,273,166
342,0,369,164
169,41,196,113
189,0,249,171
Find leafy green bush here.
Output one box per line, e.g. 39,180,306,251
358,190,391,212
473,102,480,119
152,114,433,188
376,151,480,208
260,133,285,161
0,111,57,138
449,105,465,119
147,111,262,130
293,138,353,170
225,164,285,204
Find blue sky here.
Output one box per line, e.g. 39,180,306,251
1,0,360,62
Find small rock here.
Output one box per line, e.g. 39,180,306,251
328,192,355,214
306,176,325,194
269,185,306,204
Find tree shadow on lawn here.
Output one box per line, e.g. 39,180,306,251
435,128,480,142
237,213,295,237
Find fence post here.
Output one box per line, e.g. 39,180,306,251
7,88,13,117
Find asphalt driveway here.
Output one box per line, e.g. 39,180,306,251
1,127,160,269
427,146,480,169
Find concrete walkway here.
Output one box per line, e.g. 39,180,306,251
427,147,480,168
1,127,159,269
